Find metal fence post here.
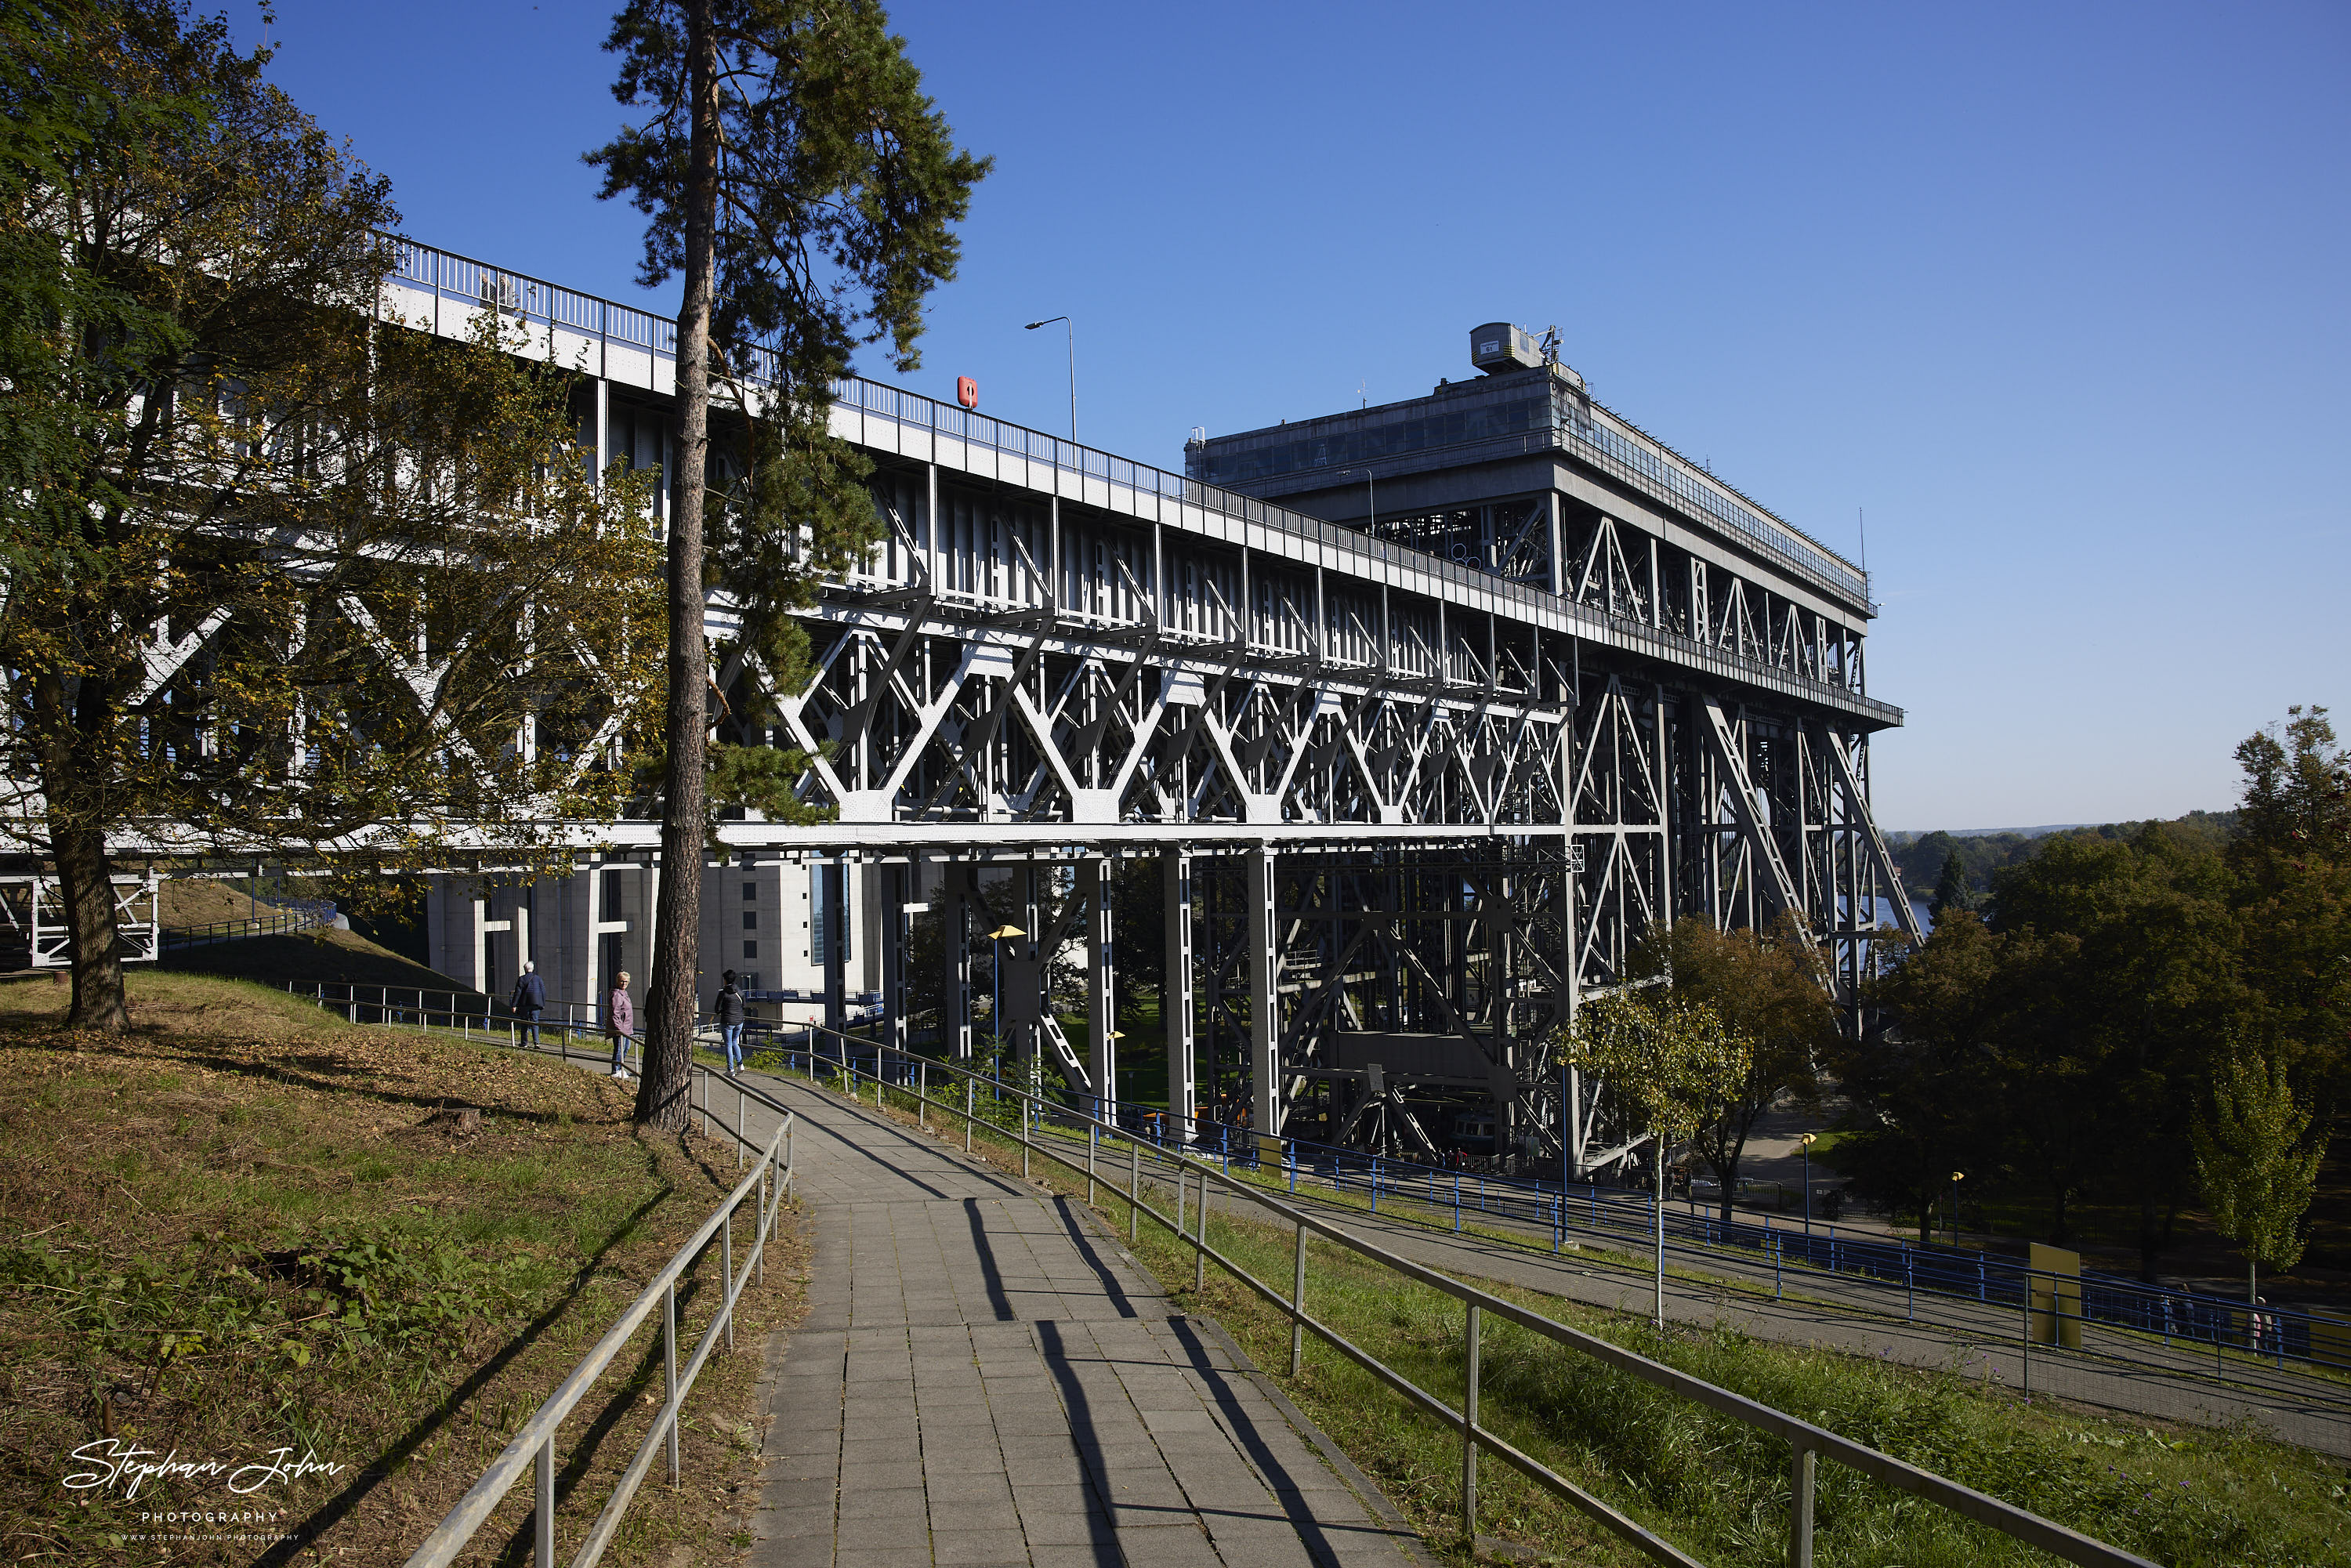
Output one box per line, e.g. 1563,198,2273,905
1176,1162,1187,1245
1788,1439,1815,1568
965,1075,974,1153
724,1208,735,1351
1462,1303,1480,1541
737,1087,745,1171
1194,1168,1208,1296
1130,1139,1141,1243
1291,1220,1307,1378
664,1280,680,1484
536,1436,555,1568
918,1061,926,1128
1089,1123,1098,1208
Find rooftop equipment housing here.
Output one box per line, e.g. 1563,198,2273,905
1472,322,1543,374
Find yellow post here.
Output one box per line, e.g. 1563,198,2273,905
2027,1243,2083,1349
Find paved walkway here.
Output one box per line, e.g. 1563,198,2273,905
737,1074,1429,1568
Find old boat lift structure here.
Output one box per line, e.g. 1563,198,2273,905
402,245,1919,1171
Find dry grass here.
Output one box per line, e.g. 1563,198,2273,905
158,926,473,998
154,881,274,930
0,970,806,1566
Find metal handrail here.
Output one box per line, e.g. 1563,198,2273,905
403,1074,792,1568
1106,1105,2351,1388
777,1027,2154,1568
162,904,334,949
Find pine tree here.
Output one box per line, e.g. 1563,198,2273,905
1930,848,1971,920
589,0,987,1128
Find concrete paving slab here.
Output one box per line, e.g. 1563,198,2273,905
744,1074,1431,1568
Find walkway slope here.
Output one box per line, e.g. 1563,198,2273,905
734,1074,1431,1568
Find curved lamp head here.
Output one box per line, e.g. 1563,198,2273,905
988,925,1026,940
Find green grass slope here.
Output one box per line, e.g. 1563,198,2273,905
0,971,802,1566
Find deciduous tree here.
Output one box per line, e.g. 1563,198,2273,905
0,0,661,1029
2192,1049,2324,1309
1843,912,2006,1244
1561,988,1751,1326
1634,913,1836,1223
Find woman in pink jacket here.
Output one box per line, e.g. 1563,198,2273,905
607,972,636,1080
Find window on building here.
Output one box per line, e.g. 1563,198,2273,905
744,882,758,900
743,940,758,959
742,911,757,930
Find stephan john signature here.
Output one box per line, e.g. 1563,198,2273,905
63,1439,346,1500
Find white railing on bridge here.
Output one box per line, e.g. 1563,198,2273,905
375,234,1904,729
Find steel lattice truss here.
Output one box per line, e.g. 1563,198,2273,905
56,239,1922,1175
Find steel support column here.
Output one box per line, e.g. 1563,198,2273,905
1165,849,1196,1139
1246,845,1281,1146
1083,857,1117,1115
944,864,975,1062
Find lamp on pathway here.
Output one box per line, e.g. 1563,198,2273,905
1800,1132,1817,1237
988,924,1024,1102
1098,1028,1124,1122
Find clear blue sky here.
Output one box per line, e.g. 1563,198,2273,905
236,0,2347,831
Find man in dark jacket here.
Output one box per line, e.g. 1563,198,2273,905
509,961,547,1048
715,969,747,1077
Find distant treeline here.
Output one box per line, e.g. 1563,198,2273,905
1892,813,2238,917
1839,712,2345,1282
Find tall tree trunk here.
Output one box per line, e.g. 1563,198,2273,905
53,820,127,1030
31,671,127,1030
636,0,719,1134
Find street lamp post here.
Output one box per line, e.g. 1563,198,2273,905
989,923,1024,1103
1800,1132,1817,1237
1099,1028,1124,1124
1950,1169,1965,1247
1024,317,1075,443
1332,466,1378,537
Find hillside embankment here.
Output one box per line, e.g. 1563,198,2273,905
0,971,805,1565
